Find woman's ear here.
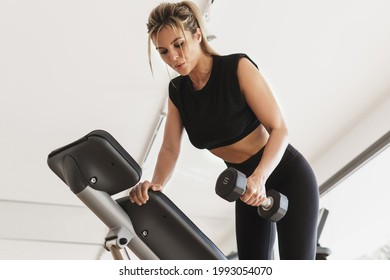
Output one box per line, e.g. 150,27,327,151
195,28,202,43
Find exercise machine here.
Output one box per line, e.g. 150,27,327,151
48,129,331,260
315,208,331,260
47,129,227,260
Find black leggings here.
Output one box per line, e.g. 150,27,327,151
225,144,319,260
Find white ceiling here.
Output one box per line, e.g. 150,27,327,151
0,0,390,260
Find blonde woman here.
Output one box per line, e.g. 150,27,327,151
130,1,319,260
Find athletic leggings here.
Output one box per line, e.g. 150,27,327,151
224,144,319,260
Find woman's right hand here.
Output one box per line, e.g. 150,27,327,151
129,180,163,206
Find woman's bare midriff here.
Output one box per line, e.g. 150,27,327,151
210,124,269,164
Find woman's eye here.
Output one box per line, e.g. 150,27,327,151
174,42,184,48
159,50,168,55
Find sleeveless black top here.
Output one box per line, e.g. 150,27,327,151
168,53,260,150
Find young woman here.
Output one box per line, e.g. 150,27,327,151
130,1,319,260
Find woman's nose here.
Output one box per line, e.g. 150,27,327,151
169,50,179,61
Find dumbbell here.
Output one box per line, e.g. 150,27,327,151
215,167,289,222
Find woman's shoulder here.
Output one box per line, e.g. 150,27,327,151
215,53,258,70
170,75,187,90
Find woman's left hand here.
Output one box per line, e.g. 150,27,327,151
240,173,267,207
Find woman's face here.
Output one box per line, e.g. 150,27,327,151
153,26,202,76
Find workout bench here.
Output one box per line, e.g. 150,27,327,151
47,129,330,260
47,130,227,260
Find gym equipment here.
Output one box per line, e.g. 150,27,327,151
215,167,288,222
315,208,331,260
47,130,226,260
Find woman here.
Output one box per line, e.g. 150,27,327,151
130,1,319,260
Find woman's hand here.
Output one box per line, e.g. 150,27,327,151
129,180,163,206
240,174,267,207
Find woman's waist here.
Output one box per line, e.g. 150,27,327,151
210,125,268,163
223,143,299,178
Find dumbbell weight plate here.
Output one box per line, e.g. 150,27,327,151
257,189,289,222
215,167,246,202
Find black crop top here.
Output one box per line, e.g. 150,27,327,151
169,53,260,150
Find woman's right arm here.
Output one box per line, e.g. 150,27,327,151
129,98,184,205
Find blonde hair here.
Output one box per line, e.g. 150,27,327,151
147,1,218,74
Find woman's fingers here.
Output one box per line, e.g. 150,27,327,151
241,178,266,207
129,181,163,205
140,181,151,202
152,184,163,191
129,182,147,205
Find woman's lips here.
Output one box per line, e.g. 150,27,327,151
175,62,185,70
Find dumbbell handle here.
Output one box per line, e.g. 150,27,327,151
241,189,274,211
261,196,273,211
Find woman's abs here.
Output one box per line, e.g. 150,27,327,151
210,124,269,163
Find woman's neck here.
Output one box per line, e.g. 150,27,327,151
189,54,213,90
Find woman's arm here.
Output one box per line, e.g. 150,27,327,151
130,98,184,205
237,57,289,206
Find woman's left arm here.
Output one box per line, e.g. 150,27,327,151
238,57,289,206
